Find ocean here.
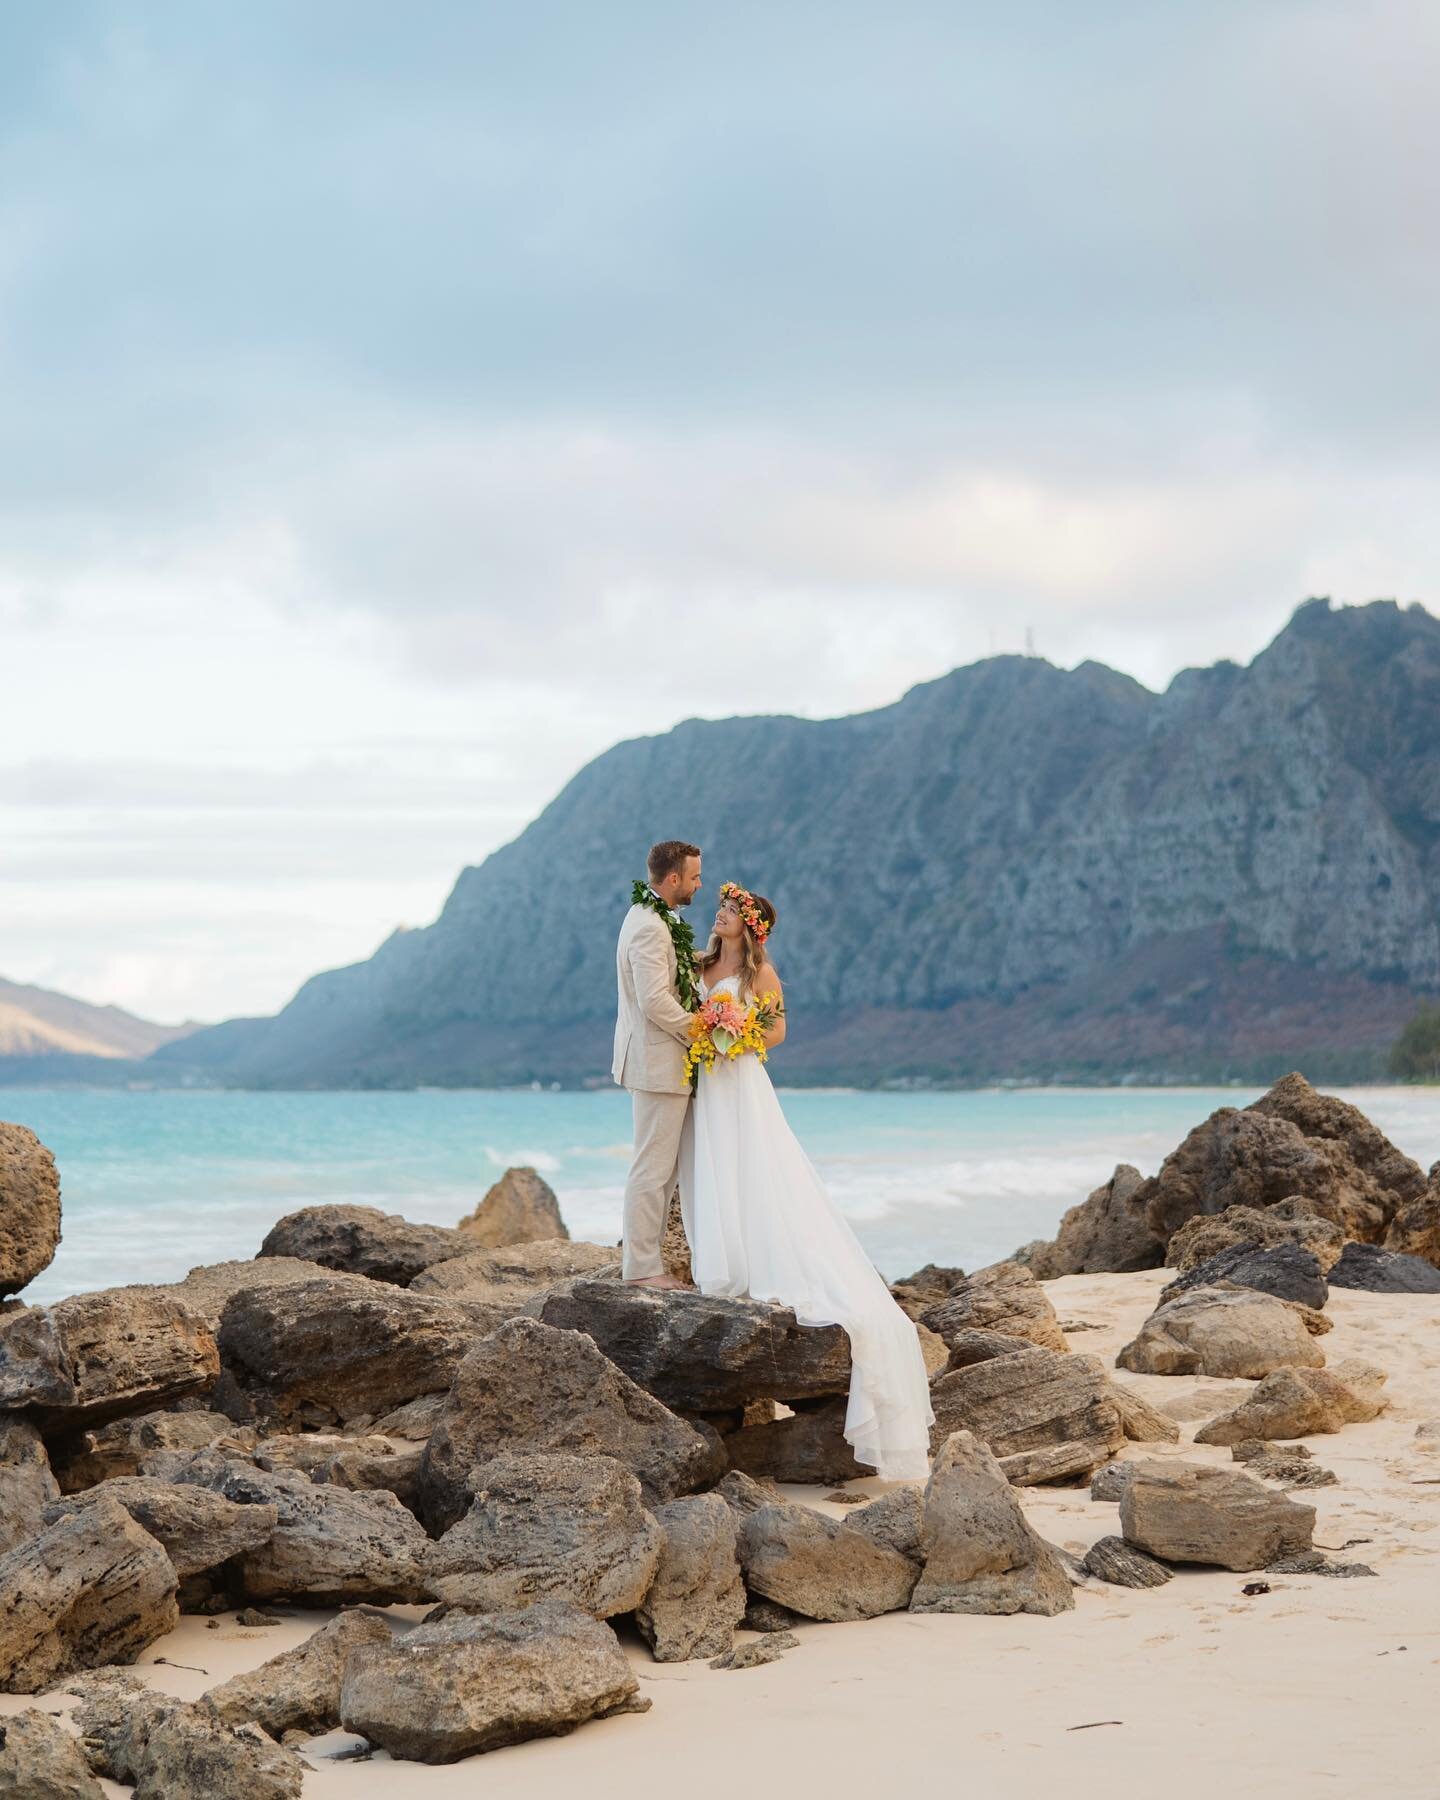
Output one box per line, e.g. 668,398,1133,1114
7,1084,1440,1306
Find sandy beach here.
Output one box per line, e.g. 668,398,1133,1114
7,1267,1437,1800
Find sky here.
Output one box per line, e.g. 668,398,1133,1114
3,1,1439,1025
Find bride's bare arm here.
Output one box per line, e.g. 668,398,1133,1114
755,963,786,1047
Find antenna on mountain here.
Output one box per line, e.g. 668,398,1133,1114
1025,626,1036,658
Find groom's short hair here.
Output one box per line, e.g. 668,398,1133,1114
648,839,701,883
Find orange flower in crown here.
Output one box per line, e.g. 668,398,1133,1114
719,881,773,944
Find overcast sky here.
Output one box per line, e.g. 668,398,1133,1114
4,1,1438,1025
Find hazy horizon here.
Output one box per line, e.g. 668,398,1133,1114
6,4,1438,1022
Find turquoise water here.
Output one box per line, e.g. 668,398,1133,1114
7,1085,1440,1305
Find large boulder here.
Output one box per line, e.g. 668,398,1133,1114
1384,1172,1440,1267
1140,1074,1422,1248
1159,1243,1329,1310
0,1707,106,1798
910,1430,1073,1616
202,1610,394,1735
458,1166,568,1248
74,1686,304,1800
1108,1381,1181,1443
1168,1198,1346,1275
1015,1164,1163,1277
217,1275,477,1426
530,1280,853,1412
844,1485,926,1564
0,1290,218,1431
425,1452,662,1618
1115,1286,1326,1379
1194,1360,1390,1445
928,1347,1124,1484
171,1452,430,1603
0,1418,59,1553
1081,1536,1173,1588
1327,1241,1440,1293
146,1257,338,1330
50,1409,241,1493
42,1477,278,1580
738,1502,918,1621
0,1494,178,1693
258,1204,472,1286
0,1124,61,1301
920,1262,1068,1353
339,1600,647,1763
635,1493,746,1662
1119,1459,1316,1570
418,1316,716,1533
723,1397,865,1485
410,1237,617,1301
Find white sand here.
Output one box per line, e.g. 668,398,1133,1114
6,1270,1439,1798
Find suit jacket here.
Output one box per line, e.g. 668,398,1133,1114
613,902,694,1095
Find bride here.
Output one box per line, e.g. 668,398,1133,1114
680,881,934,1482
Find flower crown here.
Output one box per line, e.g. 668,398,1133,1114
720,881,773,944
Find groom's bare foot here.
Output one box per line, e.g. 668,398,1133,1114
626,1273,690,1290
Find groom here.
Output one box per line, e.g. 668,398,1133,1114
614,838,703,1287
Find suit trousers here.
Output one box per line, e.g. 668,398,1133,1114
622,1088,691,1279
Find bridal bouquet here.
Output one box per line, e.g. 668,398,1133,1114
685,989,783,1083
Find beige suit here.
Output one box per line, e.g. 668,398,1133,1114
614,902,694,1278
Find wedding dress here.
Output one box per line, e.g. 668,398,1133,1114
681,974,934,1481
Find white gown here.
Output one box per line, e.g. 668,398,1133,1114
680,974,935,1481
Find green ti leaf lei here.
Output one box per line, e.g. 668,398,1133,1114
631,879,700,1013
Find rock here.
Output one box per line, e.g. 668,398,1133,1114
661,1190,693,1285
737,1502,918,1621
713,1470,787,1519
1090,1460,1138,1502
0,1124,61,1300
920,1261,1068,1353
1384,1174,1440,1266
424,1452,661,1618
148,1257,339,1330
1116,1286,1325,1379
0,1418,59,1552
236,1607,281,1626
0,1708,106,1799
313,1443,425,1512
1194,1360,1390,1445
1119,1460,1316,1570
843,1485,925,1564
217,1275,478,1426
1140,1076,1422,1249
339,1599,646,1763
42,1476,278,1579
203,1610,393,1735
742,1595,806,1632
1168,1199,1346,1275
370,1392,449,1440
410,1237,617,1301
941,1327,1031,1369
0,1493,178,1693
1231,1440,1337,1488
1161,1242,1329,1310
75,1687,305,1800
916,1322,950,1377
172,1453,430,1603
724,1397,865,1485
458,1166,568,1248
710,1632,798,1670
1265,1551,1377,1578
910,1431,1074,1616
50,1409,240,1493
636,1494,746,1662
0,1290,219,1431
1107,1381,1181,1443
928,1347,1124,1483
258,1204,473,1286
418,1316,716,1533
531,1280,853,1412
252,1432,391,1477
891,1264,967,1315
1416,1419,1440,1448
1081,1535,1173,1587
1326,1242,1440,1294
1015,1165,1162,1278
69,1675,164,1783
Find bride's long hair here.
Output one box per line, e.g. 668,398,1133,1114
697,891,778,997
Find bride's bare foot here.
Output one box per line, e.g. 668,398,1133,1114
626,1273,690,1290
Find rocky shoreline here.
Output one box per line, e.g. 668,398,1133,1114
1,1074,1438,1794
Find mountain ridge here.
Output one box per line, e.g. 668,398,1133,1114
156,598,1440,1088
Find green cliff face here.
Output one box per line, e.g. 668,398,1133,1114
160,599,1440,1087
